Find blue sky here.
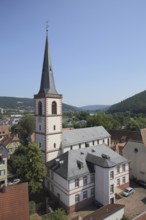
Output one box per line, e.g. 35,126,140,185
1,0,146,107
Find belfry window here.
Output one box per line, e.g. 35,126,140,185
38,101,42,115
52,101,57,114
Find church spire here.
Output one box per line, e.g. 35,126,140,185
38,30,58,95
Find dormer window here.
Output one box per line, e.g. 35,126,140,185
52,101,57,114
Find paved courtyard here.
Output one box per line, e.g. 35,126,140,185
116,183,146,219
68,182,146,220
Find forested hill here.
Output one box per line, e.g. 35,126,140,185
108,90,146,114
0,96,78,112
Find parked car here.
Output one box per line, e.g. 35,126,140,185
8,178,20,186
137,180,146,188
123,187,134,197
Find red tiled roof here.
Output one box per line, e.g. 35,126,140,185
109,130,142,143
0,134,20,146
72,204,125,220
0,182,29,220
0,125,10,136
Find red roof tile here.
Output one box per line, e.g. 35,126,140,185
0,182,29,220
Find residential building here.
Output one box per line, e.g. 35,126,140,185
46,145,129,213
122,129,146,182
123,141,146,181
1,134,21,155
0,125,10,142
0,153,7,188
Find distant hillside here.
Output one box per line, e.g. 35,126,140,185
108,90,146,114
0,96,78,112
80,105,110,111
0,97,34,110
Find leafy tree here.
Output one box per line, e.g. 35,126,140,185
48,209,67,220
86,113,120,130
10,142,46,193
121,215,129,220
19,114,34,145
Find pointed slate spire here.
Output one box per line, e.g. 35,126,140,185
38,32,58,95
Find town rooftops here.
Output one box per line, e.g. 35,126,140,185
71,204,125,220
46,144,128,180
62,126,110,148
0,182,29,220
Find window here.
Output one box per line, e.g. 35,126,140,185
91,188,94,197
79,144,81,149
52,101,57,114
0,170,5,176
83,191,87,200
110,171,114,179
51,184,54,193
75,194,80,203
93,141,94,145
122,164,126,172
85,143,89,147
54,143,56,148
57,193,60,200
117,166,120,173
122,176,126,183
75,178,79,187
110,184,114,194
110,197,114,204
117,179,120,186
38,101,42,115
50,170,54,179
53,125,56,130
90,174,94,183
39,125,41,131
83,176,87,186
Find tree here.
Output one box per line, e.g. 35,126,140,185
19,114,34,145
121,215,129,220
10,142,46,193
49,209,67,220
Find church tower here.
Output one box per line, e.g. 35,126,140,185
34,32,62,162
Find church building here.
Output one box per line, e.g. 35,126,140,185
34,32,111,163
34,33,129,213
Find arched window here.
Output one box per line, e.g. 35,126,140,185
38,101,42,115
52,101,57,114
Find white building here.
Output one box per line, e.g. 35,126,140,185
34,32,129,213
123,141,146,181
46,145,129,213
0,154,7,189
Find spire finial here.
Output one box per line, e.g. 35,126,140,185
46,21,48,34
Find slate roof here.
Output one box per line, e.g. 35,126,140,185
0,145,8,157
38,34,58,95
46,145,128,180
62,126,110,148
124,141,145,151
